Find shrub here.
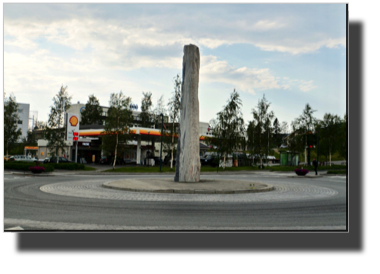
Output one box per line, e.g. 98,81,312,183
295,168,309,176
4,162,54,172
48,163,85,170
29,166,45,173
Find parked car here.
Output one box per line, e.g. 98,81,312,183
100,155,125,165
200,154,218,167
4,155,11,161
164,154,176,166
44,157,72,163
146,156,163,166
9,155,37,162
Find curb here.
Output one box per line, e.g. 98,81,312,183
11,172,55,177
287,175,323,179
102,182,275,194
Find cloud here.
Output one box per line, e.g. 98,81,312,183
254,37,346,55
298,80,317,92
4,4,346,60
200,55,289,94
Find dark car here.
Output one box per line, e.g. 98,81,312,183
44,157,72,163
164,154,176,166
200,154,218,167
145,156,163,166
100,155,125,165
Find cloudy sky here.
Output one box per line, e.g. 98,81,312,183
4,3,346,129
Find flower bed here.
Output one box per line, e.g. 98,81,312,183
294,168,309,176
29,166,46,174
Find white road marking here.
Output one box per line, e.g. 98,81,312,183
5,226,24,230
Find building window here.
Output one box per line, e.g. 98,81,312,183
18,109,23,113
17,120,23,124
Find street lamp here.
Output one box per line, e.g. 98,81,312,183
317,126,325,166
159,113,164,172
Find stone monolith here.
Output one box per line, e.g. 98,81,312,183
174,44,201,182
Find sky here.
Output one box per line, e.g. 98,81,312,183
3,3,347,130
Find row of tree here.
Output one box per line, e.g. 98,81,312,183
205,90,347,168
24,75,183,168
4,78,346,169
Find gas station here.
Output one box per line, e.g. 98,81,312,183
75,127,207,164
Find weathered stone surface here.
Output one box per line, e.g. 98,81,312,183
174,44,201,182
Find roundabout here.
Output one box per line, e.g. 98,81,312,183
5,172,347,230
37,176,340,203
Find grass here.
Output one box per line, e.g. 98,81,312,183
102,164,347,173
102,165,346,173
84,166,97,171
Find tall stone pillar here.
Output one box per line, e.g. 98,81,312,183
174,44,201,182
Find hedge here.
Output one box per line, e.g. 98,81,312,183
4,161,55,172
47,163,85,170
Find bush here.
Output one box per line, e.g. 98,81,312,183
295,168,309,176
29,166,45,173
47,163,85,170
4,162,55,172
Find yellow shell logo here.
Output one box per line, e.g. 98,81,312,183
69,116,79,126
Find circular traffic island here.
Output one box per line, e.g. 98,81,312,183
102,178,274,194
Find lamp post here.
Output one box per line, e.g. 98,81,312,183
159,113,163,172
267,123,270,167
317,126,325,166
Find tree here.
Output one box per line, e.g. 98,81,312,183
273,118,288,148
4,93,22,155
101,91,133,169
295,103,317,165
273,118,280,148
153,95,167,120
167,74,182,170
44,86,72,163
139,92,154,128
213,89,245,169
203,119,218,155
35,120,47,130
336,113,347,162
248,94,274,168
286,121,306,166
316,113,342,166
81,94,103,125
23,130,38,146
281,121,289,134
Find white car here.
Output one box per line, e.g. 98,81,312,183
9,155,37,162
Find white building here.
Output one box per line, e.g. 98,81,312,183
60,103,212,162
16,103,30,141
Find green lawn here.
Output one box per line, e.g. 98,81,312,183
102,164,346,173
84,166,97,171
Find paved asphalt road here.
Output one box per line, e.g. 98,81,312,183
4,172,347,230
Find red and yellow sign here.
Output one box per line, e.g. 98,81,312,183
69,115,79,126
24,146,38,150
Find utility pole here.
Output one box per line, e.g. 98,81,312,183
75,140,78,163
267,124,269,167
159,113,163,172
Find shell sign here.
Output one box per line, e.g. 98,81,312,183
67,113,80,141
69,115,79,126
